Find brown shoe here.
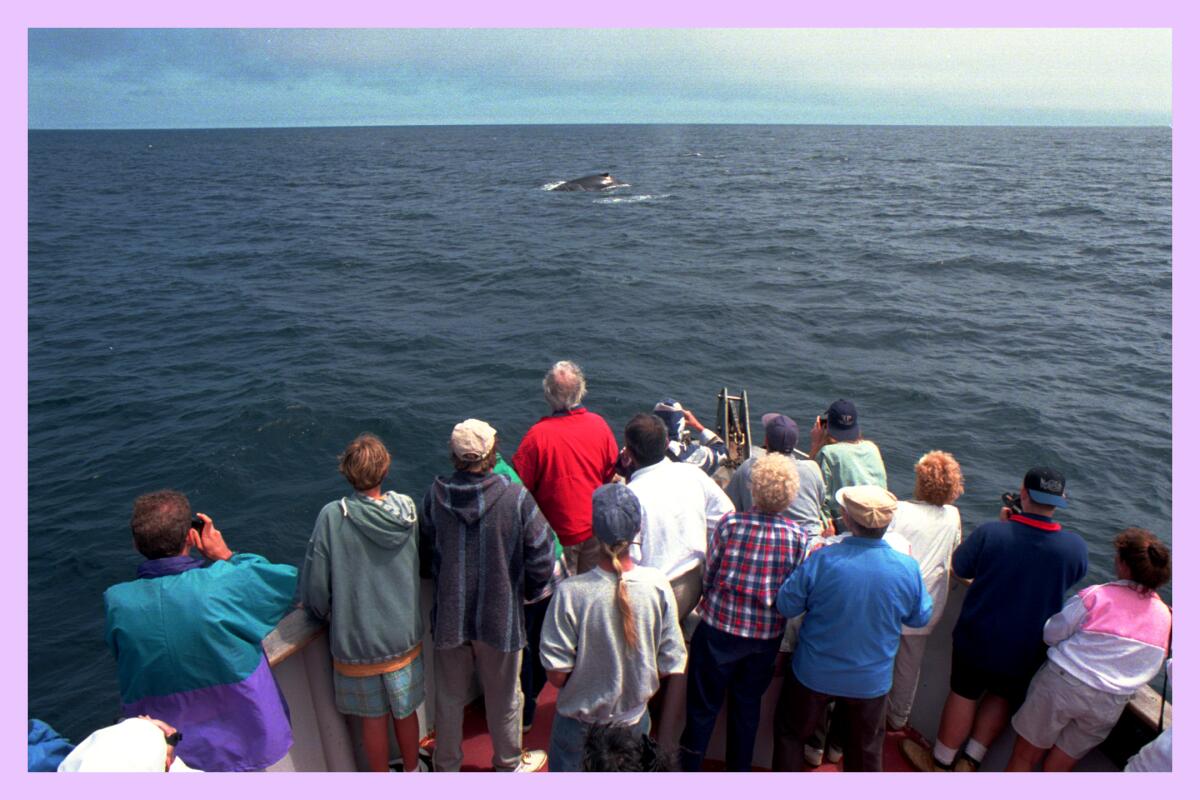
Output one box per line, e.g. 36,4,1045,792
899,738,950,772
954,755,980,772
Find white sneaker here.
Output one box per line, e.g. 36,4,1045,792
803,744,824,768
826,744,844,765
512,749,548,772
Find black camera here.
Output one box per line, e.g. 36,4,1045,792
1001,491,1022,515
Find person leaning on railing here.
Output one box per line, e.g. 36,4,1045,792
1006,528,1171,772
900,467,1088,772
103,490,297,771
652,397,728,477
885,451,965,733
807,399,888,532
296,434,425,772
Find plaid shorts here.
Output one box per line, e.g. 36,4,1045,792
334,652,426,719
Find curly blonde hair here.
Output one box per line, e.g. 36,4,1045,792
751,453,800,513
913,450,964,506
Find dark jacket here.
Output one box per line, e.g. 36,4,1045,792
421,469,555,652
951,513,1089,677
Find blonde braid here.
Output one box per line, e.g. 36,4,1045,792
606,543,637,648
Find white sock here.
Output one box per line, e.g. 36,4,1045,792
932,740,957,767
964,738,988,763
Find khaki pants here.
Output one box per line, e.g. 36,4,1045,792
670,562,704,623
562,536,606,576
433,642,524,771
886,633,929,729
654,562,705,748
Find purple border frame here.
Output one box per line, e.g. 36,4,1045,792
8,3,1191,798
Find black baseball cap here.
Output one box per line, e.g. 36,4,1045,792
1024,467,1068,508
824,399,860,441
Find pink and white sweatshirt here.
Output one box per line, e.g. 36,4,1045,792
1044,579,1171,695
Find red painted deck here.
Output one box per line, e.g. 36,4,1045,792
437,683,924,772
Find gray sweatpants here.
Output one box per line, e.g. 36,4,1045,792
433,641,524,771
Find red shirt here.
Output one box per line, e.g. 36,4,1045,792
512,407,618,546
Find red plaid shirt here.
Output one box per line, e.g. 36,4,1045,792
697,511,810,639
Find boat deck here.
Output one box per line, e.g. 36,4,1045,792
445,579,1142,772
451,682,924,771
267,576,1165,772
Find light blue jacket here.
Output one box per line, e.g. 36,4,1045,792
777,536,931,698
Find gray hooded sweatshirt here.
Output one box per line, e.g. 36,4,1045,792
298,491,423,665
420,470,555,653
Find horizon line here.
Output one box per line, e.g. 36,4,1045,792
28,121,1174,132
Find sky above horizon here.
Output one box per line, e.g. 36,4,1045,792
27,28,1172,128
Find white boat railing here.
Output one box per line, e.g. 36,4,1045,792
262,580,439,772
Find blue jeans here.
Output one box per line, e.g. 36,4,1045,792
548,711,650,772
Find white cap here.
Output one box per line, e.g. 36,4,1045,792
57,718,198,772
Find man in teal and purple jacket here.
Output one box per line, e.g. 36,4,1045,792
104,490,297,771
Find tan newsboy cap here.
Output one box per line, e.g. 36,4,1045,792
835,485,899,529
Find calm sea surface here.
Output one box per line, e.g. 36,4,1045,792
28,125,1171,739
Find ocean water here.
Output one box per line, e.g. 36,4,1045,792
28,124,1171,739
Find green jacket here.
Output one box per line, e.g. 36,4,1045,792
817,440,888,518
298,491,423,664
498,454,566,599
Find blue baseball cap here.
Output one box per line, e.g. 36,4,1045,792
592,483,642,546
1024,467,1068,508
762,413,800,453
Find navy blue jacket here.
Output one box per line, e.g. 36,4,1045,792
951,513,1088,677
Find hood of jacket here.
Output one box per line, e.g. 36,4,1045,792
341,491,418,548
431,470,511,525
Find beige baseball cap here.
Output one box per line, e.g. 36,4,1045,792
835,485,898,529
450,418,497,462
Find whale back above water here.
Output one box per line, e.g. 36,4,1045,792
552,172,627,191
